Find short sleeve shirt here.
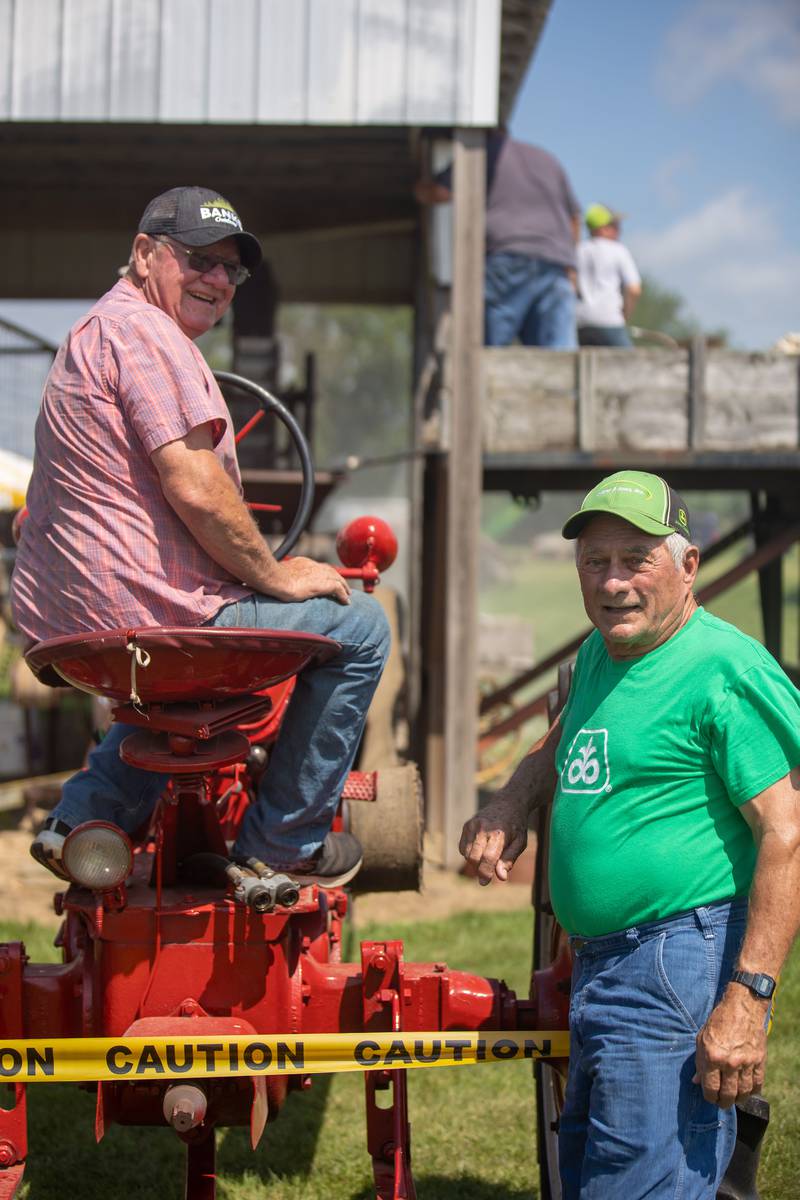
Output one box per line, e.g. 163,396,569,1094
550,609,800,936
576,237,641,328
485,138,581,269
11,278,248,642
438,135,581,269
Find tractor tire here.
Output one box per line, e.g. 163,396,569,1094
347,763,424,893
534,663,572,1199
533,800,568,1200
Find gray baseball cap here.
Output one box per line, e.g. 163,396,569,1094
138,186,262,270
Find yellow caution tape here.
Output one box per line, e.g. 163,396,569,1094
0,1031,569,1084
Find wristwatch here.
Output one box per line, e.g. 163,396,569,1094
730,969,776,1000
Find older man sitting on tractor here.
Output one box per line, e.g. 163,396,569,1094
12,185,389,890
460,470,800,1199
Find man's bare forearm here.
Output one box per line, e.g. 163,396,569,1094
736,810,800,981
497,720,560,814
695,767,800,1108
167,462,281,592
623,285,641,321
152,433,350,603
459,719,560,883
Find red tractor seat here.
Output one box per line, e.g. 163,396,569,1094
25,626,341,705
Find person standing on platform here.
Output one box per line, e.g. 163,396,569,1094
576,204,641,347
416,129,582,349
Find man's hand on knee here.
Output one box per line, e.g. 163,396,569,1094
459,793,529,886
264,557,352,605
693,991,768,1109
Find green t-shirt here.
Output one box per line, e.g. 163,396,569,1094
550,608,800,937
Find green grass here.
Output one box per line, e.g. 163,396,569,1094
1,913,798,1198
1,912,536,1199
761,945,800,1200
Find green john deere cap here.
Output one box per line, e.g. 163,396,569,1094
585,202,625,231
562,471,691,541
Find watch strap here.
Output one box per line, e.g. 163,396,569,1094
730,969,776,1000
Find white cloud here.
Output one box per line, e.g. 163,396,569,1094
651,152,694,208
658,0,800,123
628,188,800,347
631,187,772,268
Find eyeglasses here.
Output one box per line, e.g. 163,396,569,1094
152,236,250,285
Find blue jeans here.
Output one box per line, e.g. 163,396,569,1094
50,590,390,866
484,252,577,348
578,324,633,347
560,898,747,1199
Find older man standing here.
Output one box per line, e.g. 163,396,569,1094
12,186,389,888
460,470,800,1198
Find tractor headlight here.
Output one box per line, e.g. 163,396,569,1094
62,822,133,891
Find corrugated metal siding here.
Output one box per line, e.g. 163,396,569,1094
1,0,500,125
109,0,160,121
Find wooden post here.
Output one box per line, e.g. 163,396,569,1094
688,335,706,449
440,127,486,867
751,491,785,664
577,350,596,451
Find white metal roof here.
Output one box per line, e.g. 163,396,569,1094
2,0,502,126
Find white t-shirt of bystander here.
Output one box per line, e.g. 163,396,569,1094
576,238,641,329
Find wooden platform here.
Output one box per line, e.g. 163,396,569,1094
481,346,800,458
421,339,800,866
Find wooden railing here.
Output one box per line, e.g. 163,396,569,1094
480,345,800,455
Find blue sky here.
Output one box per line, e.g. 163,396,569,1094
512,0,799,348
3,0,796,351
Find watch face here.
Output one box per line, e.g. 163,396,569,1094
735,970,775,998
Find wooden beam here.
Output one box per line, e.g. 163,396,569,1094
441,128,486,868
688,335,706,449
577,349,596,450
482,346,800,454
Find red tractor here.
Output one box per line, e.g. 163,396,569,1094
0,377,571,1199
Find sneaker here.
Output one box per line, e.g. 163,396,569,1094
282,832,363,889
30,818,73,881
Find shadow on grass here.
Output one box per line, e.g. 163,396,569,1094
22,1085,184,1199
348,1177,537,1200
20,1082,539,1199
20,1074,335,1199
217,1074,334,1183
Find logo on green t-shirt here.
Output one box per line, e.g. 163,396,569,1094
561,729,610,794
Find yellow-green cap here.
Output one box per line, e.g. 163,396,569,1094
585,203,624,231
562,471,691,540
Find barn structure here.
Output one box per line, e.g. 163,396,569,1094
3,0,799,867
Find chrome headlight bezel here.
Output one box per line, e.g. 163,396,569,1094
62,821,133,891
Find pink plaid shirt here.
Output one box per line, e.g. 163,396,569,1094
11,278,248,644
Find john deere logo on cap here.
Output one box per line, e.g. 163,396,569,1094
677,508,688,527
199,198,243,230
595,482,652,502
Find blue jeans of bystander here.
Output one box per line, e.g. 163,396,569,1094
48,590,390,866
484,252,577,348
559,898,747,1199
